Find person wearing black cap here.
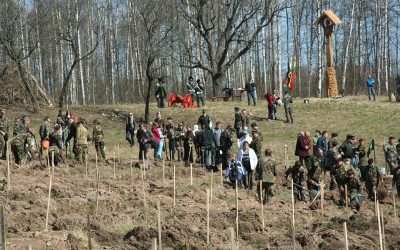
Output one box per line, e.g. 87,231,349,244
194,79,205,107
220,125,233,170
186,76,196,99
233,107,242,138
328,132,338,149
365,158,380,200
155,79,167,108
49,124,63,166
197,109,211,129
384,136,398,174
0,109,10,160
338,134,356,166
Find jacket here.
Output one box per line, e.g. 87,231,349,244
238,148,258,171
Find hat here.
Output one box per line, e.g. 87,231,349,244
0,109,5,114
389,136,395,140
54,124,61,130
243,130,249,135
368,158,374,165
234,107,239,111
202,109,206,113
167,117,173,120
189,76,193,81
346,134,355,140
93,119,100,125
331,132,338,137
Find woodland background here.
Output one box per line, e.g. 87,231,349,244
0,0,399,110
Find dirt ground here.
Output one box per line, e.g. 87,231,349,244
1,96,400,249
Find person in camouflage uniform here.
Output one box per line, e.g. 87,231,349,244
250,122,263,142
166,118,176,161
307,156,323,202
331,160,347,205
233,107,243,138
256,149,276,204
0,109,10,160
282,91,293,124
285,161,306,202
365,159,380,200
392,162,400,197
325,140,341,173
92,119,106,160
344,168,362,210
175,122,185,161
396,139,400,157
357,138,368,181
10,115,31,165
384,136,398,175
339,134,357,167
66,117,78,158
241,109,250,129
250,130,262,158
39,116,51,158
75,118,90,164
220,125,233,170
49,124,63,166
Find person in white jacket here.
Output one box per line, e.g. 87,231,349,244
237,141,258,190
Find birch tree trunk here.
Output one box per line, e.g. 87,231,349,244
341,0,356,94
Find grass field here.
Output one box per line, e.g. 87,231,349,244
1,95,400,249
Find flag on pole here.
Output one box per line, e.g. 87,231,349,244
288,57,297,91
367,138,375,156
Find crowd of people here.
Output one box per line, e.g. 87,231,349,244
0,89,399,211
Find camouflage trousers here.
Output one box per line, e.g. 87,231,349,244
75,144,88,165
95,141,106,160
387,160,397,175
0,134,6,159
365,181,377,200
11,142,25,165
49,146,62,166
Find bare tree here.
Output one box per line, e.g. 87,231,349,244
130,0,173,122
180,0,284,97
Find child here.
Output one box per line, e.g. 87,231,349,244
225,154,247,189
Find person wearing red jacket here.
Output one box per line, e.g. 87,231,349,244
265,91,276,120
151,122,161,160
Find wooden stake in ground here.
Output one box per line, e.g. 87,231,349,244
173,164,176,206
87,206,92,250
230,227,235,250
393,193,397,221
291,179,295,250
118,143,121,163
190,163,193,186
210,171,213,202
95,157,100,216
377,201,383,250
320,180,324,209
343,221,348,250
130,160,134,190
151,238,157,250
235,179,239,240
220,164,223,185
1,206,6,250
157,200,162,250
375,190,378,216
345,184,348,209
113,152,116,179
142,152,146,179
381,206,385,250
162,159,165,182
206,188,210,245
6,142,10,190
51,151,55,182
142,164,146,208
45,162,53,230
260,181,264,231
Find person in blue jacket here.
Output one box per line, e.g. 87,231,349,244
366,75,376,101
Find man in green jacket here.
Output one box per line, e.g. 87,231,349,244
256,148,276,204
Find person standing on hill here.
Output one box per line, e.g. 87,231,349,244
125,112,136,147
155,79,167,108
0,109,10,160
195,79,205,107
39,116,51,158
186,76,196,99
282,91,293,124
92,119,106,160
197,109,211,129
366,75,376,101
245,78,256,106
233,107,243,138
256,148,276,204
238,141,258,190
75,118,90,165
384,136,398,175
